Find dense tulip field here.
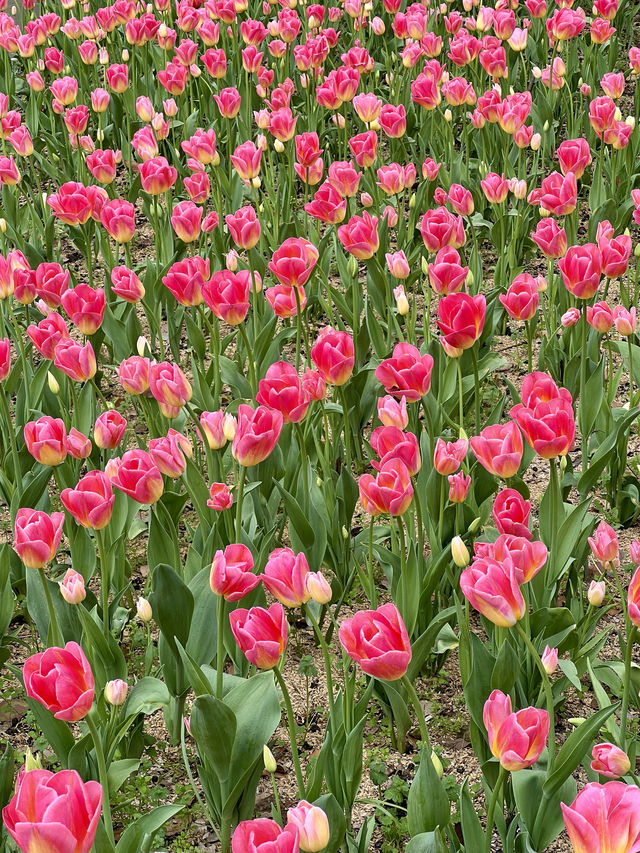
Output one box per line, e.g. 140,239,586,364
2,0,640,850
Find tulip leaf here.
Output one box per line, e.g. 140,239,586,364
513,768,576,850
273,479,315,549
459,780,484,852
149,563,194,657
191,694,237,784
405,832,449,853
107,759,140,794
542,704,616,797
407,746,451,836
313,793,347,853
115,804,183,853
125,677,171,716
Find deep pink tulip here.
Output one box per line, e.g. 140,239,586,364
437,293,486,352
500,274,539,321
109,449,164,504
257,362,311,424
163,256,209,308
310,327,355,386
510,372,575,459
225,206,261,250
208,482,233,511
3,768,102,853
229,603,288,669
61,284,106,335
492,488,532,539
375,343,434,402
371,426,421,476
24,641,94,721
337,210,379,259
210,544,260,602
61,471,114,530
149,362,192,418
24,416,67,466
263,547,310,607
53,339,97,382
558,244,602,299
460,556,526,627
232,404,283,467
13,509,65,570
433,437,468,475
531,218,567,259
232,819,299,853
591,743,631,779
359,458,414,516
269,238,319,288
483,689,549,770
93,410,126,450
339,602,411,681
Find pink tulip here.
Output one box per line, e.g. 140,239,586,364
561,782,640,853
339,602,411,681
434,437,469,476
287,802,330,852
232,819,299,853
3,769,102,853
13,509,65,570
310,327,355,386
483,689,549,770
375,343,434,402
448,471,471,502
210,544,260,601
493,488,532,539
629,567,640,629
588,520,620,566
230,603,288,669
510,372,576,459
61,471,114,530
232,405,283,467
24,641,94,721
257,362,311,424
94,410,127,450
460,556,526,627
263,547,311,607
359,458,414,516
591,743,631,779
24,416,67,466
208,482,233,511
109,449,164,505
437,293,486,352
377,395,409,428
470,422,523,479
59,569,86,605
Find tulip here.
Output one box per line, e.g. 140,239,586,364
110,449,164,504
492,488,532,539
419,207,465,253
337,210,379,259
257,362,311,423
558,244,602,300
377,395,409,428
287,802,330,852
460,556,526,627
112,266,145,303
531,218,568,259
208,483,233,511
229,603,288,669
339,602,411,680
500,275,540,321
269,238,319,288
510,372,576,459
148,433,188,479
171,200,202,243
437,293,486,352
24,641,94,721
588,520,620,567
630,540,640,566
210,544,260,601
61,471,114,530
561,782,640,853
591,743,631,779
118,356,150,394
137,597,152,622
139,156,178,195
232,819,300,853
61,284,106,334
359,458,414,516
310,327,355,386
100,199,135,243
65,428,92,460
588,580,606,606
375,343,434,402
449,471,471,502
94,410,127,450
149,362,192,418
452,536,470,568
104,679,128,706
232,405,283,467
59,569,86,605
53,339,97,382
483,689,549,770
225,206,261,250
3,769,102,853
470,422,523,479
163,256,209,307
541,645,559,674
263,547,311,607
306,571,333,605
629,567,640,629
13,509,65,570
433,437,468,475
24,416,67,466
427,247,469,295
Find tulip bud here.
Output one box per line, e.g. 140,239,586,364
136,336,148,357
212,151,221,167
635,244,640,258
466,270,474,288
0,219,6,234
588,580,605,606
223,413,237,441
274,139,285,153
263,744,277,772
431,750,443,778
421,256,429,276
408,193,416,209
306,571,332,604
541,645,558,675
47,371,60,394
342,526,349,539
121,49,129,62
137,596,152,622
451,535,470,568
614,107,622,121
531,133,541,151
251,177,262,189
444,108,453,122
393,285,409,316
348,255,359,277
104,678,128,706
468,516,482,534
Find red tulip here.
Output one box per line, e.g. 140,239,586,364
61,470,114,530
483,689,549,770
13,508,65,570
310,327,355,386
339,602,411,680
24,641,94,721
210,543,260,601
3,768,102,853
232,404,283,467
229,602,288,669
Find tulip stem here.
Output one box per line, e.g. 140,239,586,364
95,529,110,639
484,765,507,853
456,358,464,433
470,345,481,431
401,674,430,749
338,386,353,473
85,711,114,846
38,567,64,647
515,621,555,767
237,323,257,395
235,465,246,542
579,302,588,471
216,595,226,700
306,606,334,702
620,625,635,751
0,387,19,490
274,665,306,798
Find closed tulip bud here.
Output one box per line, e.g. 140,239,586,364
541,645,558,674
263,745,277,773
59,569,86,604
306,571,332,604
588,580,605,606
342,526,349,539
24,749,43,772
137,596,152,622
104,679,128,706
444,108,453,122
137,336,147,356
591,743,631,778
0,219,6,234
394,285,409,315
47,371,60,394
287,801,330,852
409,193,416,209
121,49,129,62
531,133,541,150
274,139,285,153
468,517,482,534
223,413,237,441
451,536,470,567
431,751,444,778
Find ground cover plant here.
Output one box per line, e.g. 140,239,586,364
0,0,640,850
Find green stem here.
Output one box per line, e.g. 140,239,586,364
620,625,635,751
368,517,377,607
470,345,480,431
95,529,110,639
216,594,226,700
0,388,19,491
515,621,555,767
235,465,246,542
274,666,305,797
338,386,352,473
401,674,430,748
306,607,334,701
456,357,464,433
484,765,508,853
85,712,114,845
237,322,257,395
